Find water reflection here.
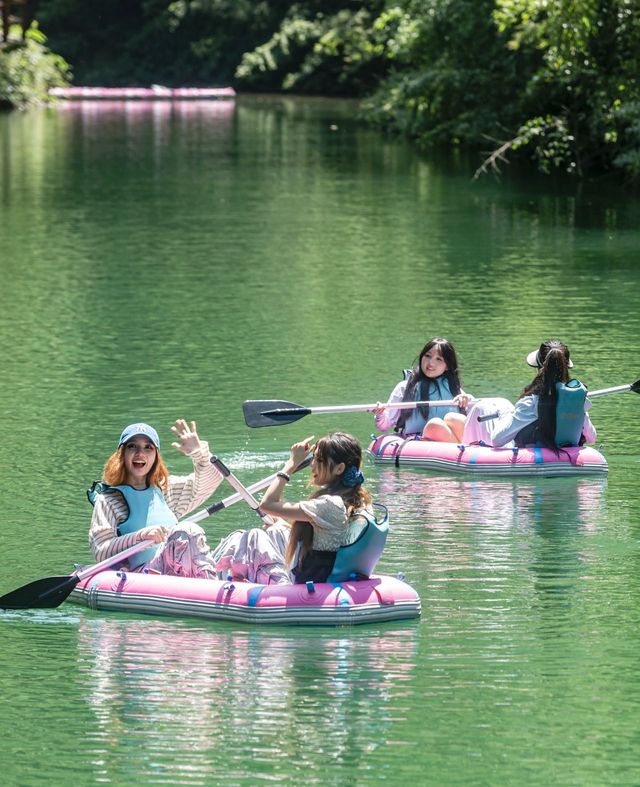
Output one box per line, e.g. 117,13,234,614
55,98,237,121
77,617,418,782
374,468,608,628
375,468,607,534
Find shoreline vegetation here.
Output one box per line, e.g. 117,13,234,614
0,24,70,110
3,1,639,183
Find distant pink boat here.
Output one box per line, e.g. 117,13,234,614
368,434,608,477
49,85,236,100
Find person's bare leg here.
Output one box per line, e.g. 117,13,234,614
422,418,456,442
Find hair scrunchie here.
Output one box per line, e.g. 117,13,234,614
341,465,365,488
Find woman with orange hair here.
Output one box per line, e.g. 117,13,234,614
88,419,222,571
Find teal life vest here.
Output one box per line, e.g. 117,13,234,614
402,377,457,436
514,379,588,448
326,504,389,583
87,482,177,569
554,379,587,447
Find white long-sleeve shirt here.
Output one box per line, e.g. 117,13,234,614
88,443,222,562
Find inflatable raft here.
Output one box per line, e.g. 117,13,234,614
49,86,236,100
69,570,421,626
368,434,608,477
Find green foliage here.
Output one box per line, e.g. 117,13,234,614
513,115,577,174
0,24,71,109
235,16,321,86
490,0,640,179
23,0,640,180
361,0,532,145
235,2,388,95
37,0,281,86
610,100,640,178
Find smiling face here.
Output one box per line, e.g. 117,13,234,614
122,437,158,488
420,346,448,378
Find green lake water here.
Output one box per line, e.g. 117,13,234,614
1,95,640,785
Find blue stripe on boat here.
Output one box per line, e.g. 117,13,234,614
247,586,265,607
534,448,544,464
330,583,352,605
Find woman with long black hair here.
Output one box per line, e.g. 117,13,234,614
374,337,472,442
490,340,597,449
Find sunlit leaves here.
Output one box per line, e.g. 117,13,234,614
0,24,71,108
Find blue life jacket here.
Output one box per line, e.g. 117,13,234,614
402,377,457,436
87,482,177,569
326,504,389,583
554,379,587,447
514,379,588,448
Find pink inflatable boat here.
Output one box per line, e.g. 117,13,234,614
368,434,608,477
69,570,421,626
49,86,236,100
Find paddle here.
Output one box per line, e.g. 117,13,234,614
245,379,640,428
208,454,312,523
588,379,640,398
210,455,278,526
243,398,459,428
183,455,312,521
0,539,155,611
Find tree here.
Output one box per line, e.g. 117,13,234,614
0,22,70,108
477,0,640,178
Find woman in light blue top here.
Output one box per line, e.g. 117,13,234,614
88,419,222,568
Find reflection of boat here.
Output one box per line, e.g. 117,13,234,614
69,571,420,625
49,86,236,100
375,468,607,532
368,434,608,477
76,617,419,779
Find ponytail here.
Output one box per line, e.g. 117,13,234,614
522,344,571,449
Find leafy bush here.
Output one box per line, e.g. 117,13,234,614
487,0,640,179
0,24,70,109
235,2,388,95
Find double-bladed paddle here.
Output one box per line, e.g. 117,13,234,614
243,398,459,428
243,379,640,428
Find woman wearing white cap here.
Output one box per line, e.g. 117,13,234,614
88,419,222,571
487,339,596,449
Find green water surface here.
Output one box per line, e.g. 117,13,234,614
1,95,639,786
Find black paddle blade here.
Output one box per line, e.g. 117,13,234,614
630,379,640,395
242,400,311,428
0,574,80,610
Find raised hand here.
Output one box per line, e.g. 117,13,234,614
289,435,315,469
171,419,204,455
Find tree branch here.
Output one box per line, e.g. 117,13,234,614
473,135,524,180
